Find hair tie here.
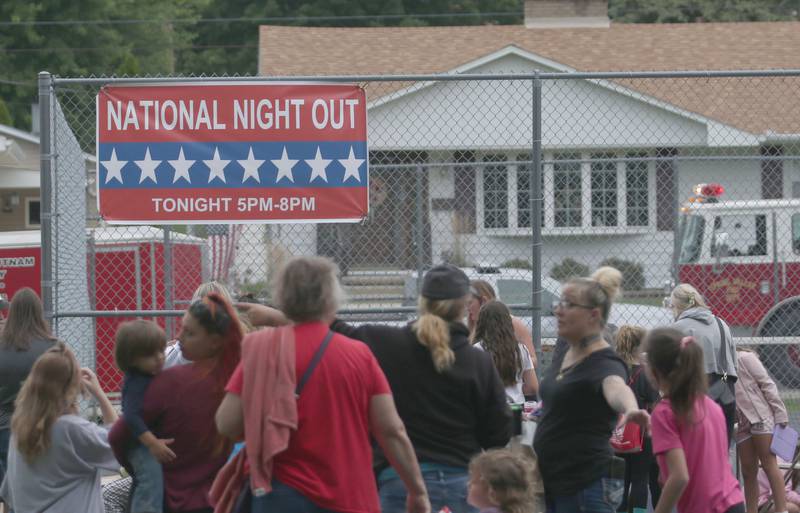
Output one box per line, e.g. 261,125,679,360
680,336,694,349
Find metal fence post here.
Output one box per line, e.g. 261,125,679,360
531,72,544,368
164,227,174,338
415,165,425,296
670,151,681,285
38,71,54,321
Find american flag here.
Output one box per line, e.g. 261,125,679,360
207,224,242,283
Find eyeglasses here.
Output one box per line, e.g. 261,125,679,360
552,299,595,311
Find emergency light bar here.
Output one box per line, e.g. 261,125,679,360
694,183,725,198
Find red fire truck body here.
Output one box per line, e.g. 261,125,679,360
0,227,206,391
677,186,800,384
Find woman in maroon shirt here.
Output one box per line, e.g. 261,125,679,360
109,293,243,513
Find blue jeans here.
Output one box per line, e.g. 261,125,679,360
128,444,163,513
0,428,9,486
251,480,337,513
546,477,624,513
379,465,477,513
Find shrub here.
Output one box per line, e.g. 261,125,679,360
599,258,645,291
500,258,532,270
549,258,589,282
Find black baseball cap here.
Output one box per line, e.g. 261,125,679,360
421,264,470,300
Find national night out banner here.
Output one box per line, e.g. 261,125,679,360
96,82,368,224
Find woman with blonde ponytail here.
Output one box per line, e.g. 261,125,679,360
668,283,738,445
534,266,650,513
332,264,512,513
0,343,119,513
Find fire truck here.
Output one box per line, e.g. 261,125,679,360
677,184,800,385
0,227,206,391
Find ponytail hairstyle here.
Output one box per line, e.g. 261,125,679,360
473,300,522,387
670,283,709,315
186,292,243,455
414,296,466,372
11,342,81,462
645,327,707,424
615,325,647,367
566,266,623,327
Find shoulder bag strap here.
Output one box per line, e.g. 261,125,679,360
715,316,729,380
295,330,334,397
628,366,643,386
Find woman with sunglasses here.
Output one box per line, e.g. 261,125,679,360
109,293,243,513
533,267,650,513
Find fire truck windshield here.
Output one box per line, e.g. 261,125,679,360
679,215,705,263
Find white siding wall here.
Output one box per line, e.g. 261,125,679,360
367,54,709,151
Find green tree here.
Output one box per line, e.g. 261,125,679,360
178,0,523,77
0,0,205,131
608,0,798,23
0,99,12,126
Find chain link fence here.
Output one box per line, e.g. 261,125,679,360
41,70,800,423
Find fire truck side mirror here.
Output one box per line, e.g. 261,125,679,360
713,232,729,274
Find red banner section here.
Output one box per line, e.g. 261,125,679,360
96,82,368,224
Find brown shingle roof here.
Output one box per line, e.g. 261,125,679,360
259,23,800,136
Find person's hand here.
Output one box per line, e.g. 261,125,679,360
147,438,176,463
406,491,430,513
622,408,651,436
80,368,103,397
235,302,288,327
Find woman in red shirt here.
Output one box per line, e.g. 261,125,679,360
109,293,243,513
216,256,429,513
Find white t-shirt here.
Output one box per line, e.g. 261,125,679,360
474,342,534,404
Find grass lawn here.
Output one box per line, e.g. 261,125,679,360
617,296,664,308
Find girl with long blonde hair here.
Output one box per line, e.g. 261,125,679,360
0,343,119,513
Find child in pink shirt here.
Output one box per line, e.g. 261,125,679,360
645,327,745,513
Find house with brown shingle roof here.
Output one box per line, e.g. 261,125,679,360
257,0,800,287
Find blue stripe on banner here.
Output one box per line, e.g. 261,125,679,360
97,141,368,189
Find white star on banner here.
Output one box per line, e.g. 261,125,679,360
204,147,230,183
272,146,298,183
102,148,126,184
135,147,160,184
168,147,194,184
340,146,364,183
239,147,265,184
306,147,332,183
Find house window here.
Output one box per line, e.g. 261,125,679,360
477,151,653,233
482,155,508,229
626,153,649,227
516,153,544,229
25,198,41,228
454,151,476,234
553,153,582,227
761,145,783,199
655,147,677,232
590,153,618,227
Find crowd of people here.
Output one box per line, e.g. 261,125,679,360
0,260,796,513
